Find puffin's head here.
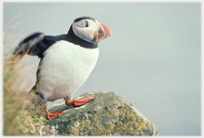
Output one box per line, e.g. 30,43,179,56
71,16,112,44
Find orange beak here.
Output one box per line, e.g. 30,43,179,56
99,23,112,40
97,22,112,41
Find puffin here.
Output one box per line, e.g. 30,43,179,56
13,16,111,120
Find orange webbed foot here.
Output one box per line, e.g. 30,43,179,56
65,97,95,107
46,109,63,120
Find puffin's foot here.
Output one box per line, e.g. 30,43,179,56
46,109,63,120
65,97,95,107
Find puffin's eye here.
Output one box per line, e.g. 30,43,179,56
85,21,88,27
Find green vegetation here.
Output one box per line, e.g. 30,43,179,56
3,21,47,136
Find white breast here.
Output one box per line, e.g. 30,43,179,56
37,41,99,101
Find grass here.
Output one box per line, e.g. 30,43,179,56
3,20,47,136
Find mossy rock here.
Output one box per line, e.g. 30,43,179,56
19,92,47,118
46,91,158,136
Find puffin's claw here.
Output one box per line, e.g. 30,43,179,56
46,109,63,120
66,97,95,107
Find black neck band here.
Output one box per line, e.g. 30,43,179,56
66,25,98,49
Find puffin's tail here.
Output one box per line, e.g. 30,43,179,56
29,85,44,100
29,85,37,94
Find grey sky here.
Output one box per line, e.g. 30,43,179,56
3,3,201,136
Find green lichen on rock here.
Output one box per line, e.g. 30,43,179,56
16,92,50,136
19,92,47,118
46,91,158,136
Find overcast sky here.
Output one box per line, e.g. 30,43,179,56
3,2,201,136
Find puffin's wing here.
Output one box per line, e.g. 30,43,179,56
13,32,63,58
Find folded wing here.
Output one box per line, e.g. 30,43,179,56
13,32,65,58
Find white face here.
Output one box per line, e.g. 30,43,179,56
72,19,102,44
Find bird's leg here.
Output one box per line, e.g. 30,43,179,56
65,96,95,107
40,95,63,120
46,109,63,120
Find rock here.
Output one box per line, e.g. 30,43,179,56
19,91,47,118
46,91,158,136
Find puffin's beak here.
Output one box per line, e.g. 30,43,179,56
98,22,112,41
